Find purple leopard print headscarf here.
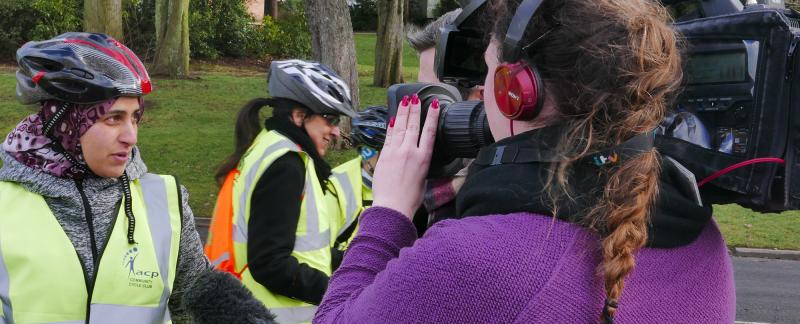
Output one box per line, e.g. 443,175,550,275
3,99,120,179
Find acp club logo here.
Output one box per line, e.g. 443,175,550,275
123,245,160,288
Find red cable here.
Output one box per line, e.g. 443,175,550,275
696,157,785,188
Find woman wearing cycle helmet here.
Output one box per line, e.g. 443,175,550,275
211,59,356,323
0,32,272,324
316,0,733,323
348,105,389,190
327,106,388,268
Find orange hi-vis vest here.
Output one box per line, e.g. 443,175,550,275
204,170,243,278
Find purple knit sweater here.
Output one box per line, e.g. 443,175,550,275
315,207,735,323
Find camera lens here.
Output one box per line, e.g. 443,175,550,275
438,100,493,159
386,82,495,177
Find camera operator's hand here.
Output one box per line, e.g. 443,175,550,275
372,94,441,220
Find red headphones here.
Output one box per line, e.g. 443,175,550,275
494,62,544,120
494,0,546,121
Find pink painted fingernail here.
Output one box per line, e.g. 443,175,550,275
389,117,396,127
411,93,420,105
401,96,410,107
432,98,440,109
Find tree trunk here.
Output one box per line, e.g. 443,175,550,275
374,0,404,87
267,0,279,19
152,0,190,78
404,0,410,22
83,0,124,41
304,0,360,148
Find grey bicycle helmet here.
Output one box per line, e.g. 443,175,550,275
15,32,151,105
351,106,389,150
268,59,356,118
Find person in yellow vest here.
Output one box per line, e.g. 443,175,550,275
212,59,357,323
0,33,273,324
330,106,389,269
328,105,388,266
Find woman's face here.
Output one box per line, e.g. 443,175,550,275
303,114,341,157
80,97,140,178
483,40,514,140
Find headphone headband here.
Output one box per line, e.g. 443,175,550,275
502,0,545,62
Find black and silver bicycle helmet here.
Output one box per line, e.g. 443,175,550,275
351,105,389,150
268,59,356,118
16,32,152,105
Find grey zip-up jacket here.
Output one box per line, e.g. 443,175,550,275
0,148,274,323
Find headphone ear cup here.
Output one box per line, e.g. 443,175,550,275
494,62,544,121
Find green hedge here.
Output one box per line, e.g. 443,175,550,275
189,0,311,60
0,0,82,60
351,0,432,32
122,0,156,62
350,0,378,31
0,0,310,62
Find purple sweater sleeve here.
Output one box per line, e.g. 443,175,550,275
314,206,418,322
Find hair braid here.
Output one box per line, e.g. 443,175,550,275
596,149,660,320
595,2,678,320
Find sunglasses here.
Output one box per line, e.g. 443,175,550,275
320,114,341,127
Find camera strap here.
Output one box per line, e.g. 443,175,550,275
474,130,655,167
474,144,561,165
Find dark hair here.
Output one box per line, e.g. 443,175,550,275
214,97,298,184
406,9,462,53
490,0,682,321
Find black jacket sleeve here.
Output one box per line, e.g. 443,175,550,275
247,152,330,305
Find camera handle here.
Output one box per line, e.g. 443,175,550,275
660,0,743,17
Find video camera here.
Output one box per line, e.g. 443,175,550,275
654,0,800,212
388,0,800,212
383,0,494,178
386,83,493,177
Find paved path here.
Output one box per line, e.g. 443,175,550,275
734,256,800,323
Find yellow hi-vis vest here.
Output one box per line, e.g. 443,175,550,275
329,157,372,246
0,174,181,324
231,130,338,324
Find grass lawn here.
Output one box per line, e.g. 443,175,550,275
1,34,799,250
714,205,800,250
